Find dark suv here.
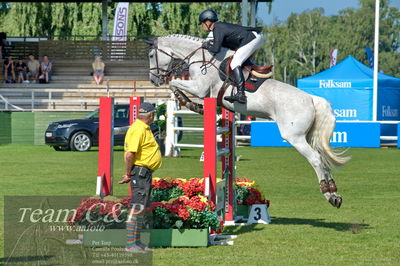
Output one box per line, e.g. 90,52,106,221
45,104,162,152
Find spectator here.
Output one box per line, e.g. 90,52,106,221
15,57,28,83
27,54,40,83
40,55,53,83
0,32,6,60
92,56,105,85
3,55,15,83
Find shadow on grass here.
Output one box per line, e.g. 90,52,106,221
0,255,53,263
271,217,369,233
223,224,264,235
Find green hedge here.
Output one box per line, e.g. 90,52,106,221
0,111,89,145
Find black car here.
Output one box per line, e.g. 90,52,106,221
45,104,164,152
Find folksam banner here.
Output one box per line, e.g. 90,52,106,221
298,56,400,124
250,121,381,148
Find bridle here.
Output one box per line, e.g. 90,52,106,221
148,38,217,82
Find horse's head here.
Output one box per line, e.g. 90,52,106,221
145,38,174,86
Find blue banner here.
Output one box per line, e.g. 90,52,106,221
365,46,374,68
297,56,400,124
251,122,381,148
398,123,400,149
303,88,372,121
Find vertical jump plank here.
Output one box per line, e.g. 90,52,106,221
98,97,114,196
204,98,217,203
129,96,141,125
222,108,235,222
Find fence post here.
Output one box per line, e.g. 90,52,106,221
203,98,217,203
221,108,235,222
97,97,114,196
165,100,176,157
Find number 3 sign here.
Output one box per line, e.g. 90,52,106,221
247,204,271,224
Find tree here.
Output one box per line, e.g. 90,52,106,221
263,0,399,83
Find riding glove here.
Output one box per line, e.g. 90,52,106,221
201,41,213,50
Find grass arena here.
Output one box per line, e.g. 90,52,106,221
0,144,399,265
1,1,400,265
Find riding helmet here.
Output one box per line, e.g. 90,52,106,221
198,9,218,25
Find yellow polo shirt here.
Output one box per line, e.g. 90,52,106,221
124,119,162,171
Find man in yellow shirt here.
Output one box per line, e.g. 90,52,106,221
118,102,162,253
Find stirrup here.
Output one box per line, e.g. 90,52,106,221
224,95,236,103
224,94,247,104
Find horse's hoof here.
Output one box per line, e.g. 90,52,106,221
328,195,342,208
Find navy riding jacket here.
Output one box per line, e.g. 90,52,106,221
207,22,263,54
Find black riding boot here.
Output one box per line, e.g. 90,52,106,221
224,67,247,104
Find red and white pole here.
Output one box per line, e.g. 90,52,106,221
129,96,141,125
97,97,114,197
222,108,235,222
203,98,217,203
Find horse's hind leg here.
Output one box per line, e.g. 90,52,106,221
282,133,342,208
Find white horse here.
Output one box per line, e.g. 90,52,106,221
146,34,350,208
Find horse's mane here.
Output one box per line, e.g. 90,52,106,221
160,34,204,45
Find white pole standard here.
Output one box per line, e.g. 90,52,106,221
372,0,380,121
165,100,176,157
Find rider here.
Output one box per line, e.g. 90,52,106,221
199,9,264,104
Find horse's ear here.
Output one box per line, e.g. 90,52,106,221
143,39,154,46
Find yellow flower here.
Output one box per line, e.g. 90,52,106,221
163,177,175,183
198,195,209,203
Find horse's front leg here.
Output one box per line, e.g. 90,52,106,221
170,79,209,99
169,79,208,114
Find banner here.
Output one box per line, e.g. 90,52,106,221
250,121,381,148
329,48,338,68
365,46,374,68
112,2,129,41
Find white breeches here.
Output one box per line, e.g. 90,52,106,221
230,32,264,69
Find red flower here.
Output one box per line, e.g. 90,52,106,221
177,207,191,220
179,178,204,197
152,178,177,189
236,177,252,183
187,196,207,211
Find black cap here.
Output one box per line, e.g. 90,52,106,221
139,102,155,113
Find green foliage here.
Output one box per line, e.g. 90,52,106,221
151,186,183,202
264,0,400,83
152,206,178,229
153,103,167,133
234,184,250,204
0,1,398,78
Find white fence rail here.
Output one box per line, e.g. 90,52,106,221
165,100,251,157
0,86,170,111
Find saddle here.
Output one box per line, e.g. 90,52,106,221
219,56,273,92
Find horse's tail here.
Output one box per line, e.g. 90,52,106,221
307,96,351,170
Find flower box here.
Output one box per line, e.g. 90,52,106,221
83,228,208,247
150,229,208,247
236,205,250,219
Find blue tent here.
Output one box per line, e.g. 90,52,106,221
297,56,400,122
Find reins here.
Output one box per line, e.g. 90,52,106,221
149,38,223,81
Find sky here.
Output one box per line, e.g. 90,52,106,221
257,0,400,26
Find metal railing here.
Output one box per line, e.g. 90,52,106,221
0,86,170,111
